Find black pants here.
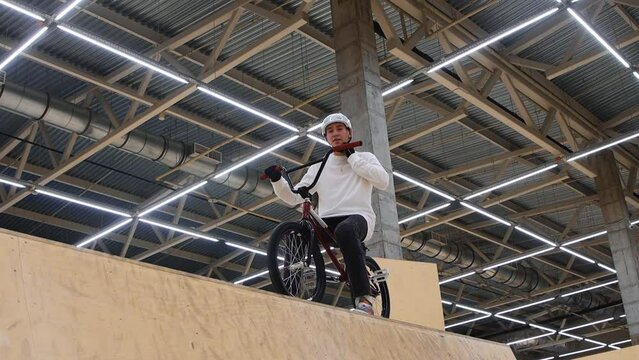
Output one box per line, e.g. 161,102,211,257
323,215,370,298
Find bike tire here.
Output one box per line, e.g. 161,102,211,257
267,221,326,302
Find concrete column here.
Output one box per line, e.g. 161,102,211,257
591,150,639,344
330,0,402,259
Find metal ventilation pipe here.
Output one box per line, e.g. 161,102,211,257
0,81,273,197
401,235,540,291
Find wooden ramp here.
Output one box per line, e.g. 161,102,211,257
0,229,515,360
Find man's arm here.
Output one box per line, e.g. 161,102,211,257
272,165,318,206
347,153,389,190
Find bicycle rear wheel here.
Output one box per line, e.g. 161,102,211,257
351,256,391,318
267,222,326,302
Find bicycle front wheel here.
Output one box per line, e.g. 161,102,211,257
267,222,326,302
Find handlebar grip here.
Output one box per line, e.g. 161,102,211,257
260,165,283,181
332,140,362,153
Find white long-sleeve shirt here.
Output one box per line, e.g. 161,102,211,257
272,152,389,242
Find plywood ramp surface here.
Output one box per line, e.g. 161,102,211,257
577,345,639,359
0,229,515,360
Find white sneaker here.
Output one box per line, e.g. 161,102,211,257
350,295,374,315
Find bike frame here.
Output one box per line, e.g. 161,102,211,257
277,141,363,283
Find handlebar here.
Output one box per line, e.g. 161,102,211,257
260,140,363,197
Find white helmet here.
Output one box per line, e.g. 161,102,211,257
321,113,352,136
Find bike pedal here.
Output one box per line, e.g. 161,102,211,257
370,268,389,284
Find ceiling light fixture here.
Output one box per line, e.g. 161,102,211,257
439,271,475,285
399,203,451,224
428,7,559,73
36,189,131,218
567,129,639,162
558,345,605,358
57,25,189,84
138,218,219,243
76,218,133,248
0,0,45,21
306,133,329,146
559,247,596,264
515,226,556,246
562,230,607,246
213,135,300,179
444,314,492,329
567,8,630,68
483,247,554,271
596,263,616,273
560,280,619,298
560,317,614,333
0,26,49,70
0,177,26,188
507,332,554,346
460,201,511,226
464,164,558,200
225,242,267,256
138,180,208,217
497,297,556,315
392,172,456,201
54,0,83,21
382,79,414,97
197,87,299,132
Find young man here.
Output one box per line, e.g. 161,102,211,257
264,113,389,315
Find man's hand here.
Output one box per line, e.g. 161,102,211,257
344,148,355,158
264,165,282,182
296,186,310,199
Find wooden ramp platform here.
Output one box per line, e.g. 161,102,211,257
0,229,515,359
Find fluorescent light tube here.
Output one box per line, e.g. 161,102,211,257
631,219,639,226
213,135,299,179
0,26,48,70
225,242,267,256
464,164,557,200
234,269,269,285
306,133,329,146
439,271,474,285
568,130,639,162
441,300,453,305
428,8,559,73
597,263,616,273
76,218,132,247
529,324,556,334
634,72,639,80
460,201,511,226
197,87,299,132
560,280,619,298
507,333,554,346
559,247,596,264
307,122,323,132
609,339,631,346
399,203,451,224
138,218,219,242
392,171,456,200
0,0,45,21
497,297,556,315
568,8,630,68
138,180,208,217
495,314,526,325
515,226,556,246
36,189,131,217
561,317,614,333
54,0,83,20
560,332,584,340
444,314,491,329
456,304,491,315
382,79,414,97
558,345,605,357
0,177,26,188
483,247,554,271
57,25,188,84
562,230,607,246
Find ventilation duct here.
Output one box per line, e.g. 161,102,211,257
0,81,273,197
